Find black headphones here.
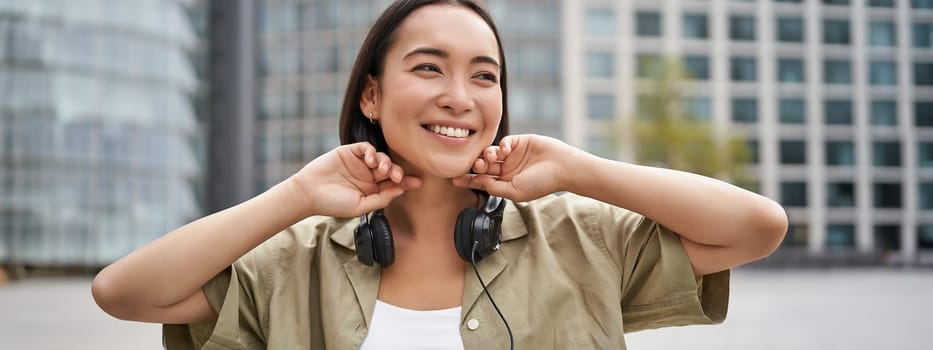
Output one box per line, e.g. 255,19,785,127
354,195,507,267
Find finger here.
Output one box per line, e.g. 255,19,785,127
451,174,475,188
500,137,514,157
466,175,516,198
400,176,422,191
483,162,502,176
349,142,376,164
472,158,489,174
348,142,371,157
357,184,405,213
483,146,499,164
369,152,392,181
388,164,404,183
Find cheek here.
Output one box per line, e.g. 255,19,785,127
478,90,504,131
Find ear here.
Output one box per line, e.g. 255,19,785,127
359,75,380,120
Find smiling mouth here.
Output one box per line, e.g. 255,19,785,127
423,124,475,138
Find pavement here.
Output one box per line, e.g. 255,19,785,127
0,268,931,349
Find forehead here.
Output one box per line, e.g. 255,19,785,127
390,4,500,61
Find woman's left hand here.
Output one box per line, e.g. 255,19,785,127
452,134,582,201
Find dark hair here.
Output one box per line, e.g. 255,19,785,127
338,0,509,152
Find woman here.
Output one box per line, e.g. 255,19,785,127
92,0,788,349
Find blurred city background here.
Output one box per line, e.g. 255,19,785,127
1,0,932,348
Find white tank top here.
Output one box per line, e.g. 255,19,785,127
358,300,464,350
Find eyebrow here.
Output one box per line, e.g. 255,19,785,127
402,47,500,67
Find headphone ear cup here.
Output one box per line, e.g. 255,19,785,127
455,207,480,262
369,213,395,267
354,218,375,266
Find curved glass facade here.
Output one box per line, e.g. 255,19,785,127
0,0,206,265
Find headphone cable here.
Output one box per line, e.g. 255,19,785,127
470,242,514,350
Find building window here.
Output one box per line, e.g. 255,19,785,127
262,2,301,33
730,16,756,41
921,183,933,209
825,100,852,125
683,14,709,39
826,224,855,248
915,63,933,85
870,61,897,85
827,182,855,207
586,51,614,77
776,0,803,3
777,17,804,42
636,12,661,37
917,102,933,126
511,47,560,78
685,97,711,121
869,0,895,6
303,2,338,29
731,57,757,81
732,98,758,123
585,8,615,35
915,23,933,48
824,60,852,84
869,22,896,47
781,182,807,207
637,95,660,120
919,142,933,167
784,224,809,247
871,101,897,126
745,139,760,164
587,135,614,159
311,90,340,116
683,56,709,80
914,0,933,9
873,141,901,166
874,225,901,250
282,133,305,163
918,225,933,249
308,45,338,73
824,0,850,5
636,54,663,78
780,99,806,124
587,94,614,120
778,58,805,83
826,141,855,166
824,20,850,44
781,140,806,164
874,183,902,208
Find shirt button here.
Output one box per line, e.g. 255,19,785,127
467,318,480,330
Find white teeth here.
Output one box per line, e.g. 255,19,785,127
429,125,469,138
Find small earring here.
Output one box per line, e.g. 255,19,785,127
369,112,377,125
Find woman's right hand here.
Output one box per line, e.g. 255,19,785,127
289,142,421,217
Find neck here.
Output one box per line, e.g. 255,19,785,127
383,176,478,242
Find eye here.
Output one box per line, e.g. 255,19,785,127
413,64,441,73
474,72,498,83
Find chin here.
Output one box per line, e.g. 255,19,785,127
435,165,475,179
425,159,475,179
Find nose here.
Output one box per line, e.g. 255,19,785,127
437,77,475,114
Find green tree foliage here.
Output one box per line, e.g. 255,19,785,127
625,58,751,182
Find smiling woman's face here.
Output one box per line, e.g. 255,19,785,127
360,4,503,179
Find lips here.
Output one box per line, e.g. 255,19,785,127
423,124,474,138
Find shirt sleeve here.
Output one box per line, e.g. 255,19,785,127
593,199,729,333
162,248,272,349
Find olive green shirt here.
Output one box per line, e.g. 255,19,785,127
164,193,729,349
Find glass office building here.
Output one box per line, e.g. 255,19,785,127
562,0,933,263
0,0,207,266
